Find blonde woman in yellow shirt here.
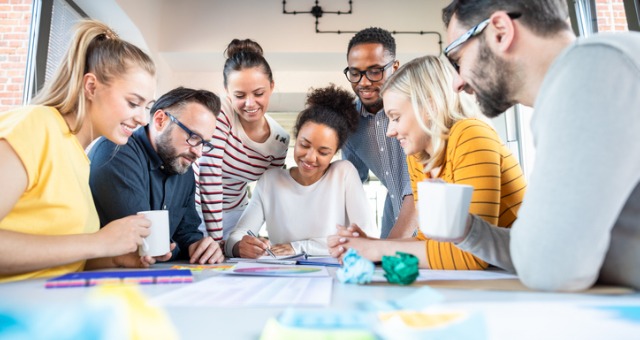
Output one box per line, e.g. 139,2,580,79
328,55,526,269
0,20,160,282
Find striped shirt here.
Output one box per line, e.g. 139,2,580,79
194,101,289,241
341,99,412,238
411,119,527,270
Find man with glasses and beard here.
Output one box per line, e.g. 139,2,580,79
439,0,640,291
341,27,417,239
89,87,225,265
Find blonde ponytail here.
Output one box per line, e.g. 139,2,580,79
31,19,155,134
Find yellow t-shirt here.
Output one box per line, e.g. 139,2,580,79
410,119,527,270
0,106,99,282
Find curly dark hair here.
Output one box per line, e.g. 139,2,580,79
347,27,396,58
223,38,273,88
293,85,358,150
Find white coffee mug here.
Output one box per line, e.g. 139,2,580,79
417,181,474,239
137,210,170,257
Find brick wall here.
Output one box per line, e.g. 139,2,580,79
0,0,32,113
596,0,629,32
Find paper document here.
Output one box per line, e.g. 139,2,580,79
228,262,329,277
153,276,333,307
372,269,517,282
170,264,235,272
227,252,307,265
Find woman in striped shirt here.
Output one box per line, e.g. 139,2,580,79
195,39,290,242
328,55,527,270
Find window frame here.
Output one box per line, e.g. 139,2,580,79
23,0,87,103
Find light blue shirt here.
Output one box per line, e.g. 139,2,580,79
341,99,412,238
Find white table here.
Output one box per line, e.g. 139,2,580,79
2,265,639,339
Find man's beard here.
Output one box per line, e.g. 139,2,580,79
156,130,196,175
471,42,518,118
361,97,384,114
355,85,384,114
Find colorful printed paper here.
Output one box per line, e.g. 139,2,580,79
45,269,193,288
170,264,235,272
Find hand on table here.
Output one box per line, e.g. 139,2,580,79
189,236,225,264
328,223,373,259
270,243,295,256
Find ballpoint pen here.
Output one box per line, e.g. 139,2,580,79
247,230,276,258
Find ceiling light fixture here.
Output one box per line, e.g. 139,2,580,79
282,0,443,54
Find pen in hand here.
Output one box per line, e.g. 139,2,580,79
247,230,276,258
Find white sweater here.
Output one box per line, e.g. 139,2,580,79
225,160,375,256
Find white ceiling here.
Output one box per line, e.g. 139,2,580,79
74,0,450,112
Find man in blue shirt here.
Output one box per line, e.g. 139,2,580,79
89,87,224,264
342,27,417,239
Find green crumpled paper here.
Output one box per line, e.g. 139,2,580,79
381,252,419,285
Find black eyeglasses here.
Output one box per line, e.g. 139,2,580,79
343,60,395,83
164,111,214,153
444,12,521,73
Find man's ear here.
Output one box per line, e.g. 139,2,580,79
83,73,98,99
392,59,400,72
488,11,517,54
151,109,168,131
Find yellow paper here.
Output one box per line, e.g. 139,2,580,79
90,284,179,340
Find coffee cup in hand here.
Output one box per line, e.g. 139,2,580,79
137,210,170,257
417,181,473,240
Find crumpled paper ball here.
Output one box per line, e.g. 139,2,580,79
336,248,375,284
382,252,419,285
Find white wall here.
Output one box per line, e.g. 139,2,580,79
77,0,450,111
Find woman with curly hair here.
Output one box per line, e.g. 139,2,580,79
225,85,375,258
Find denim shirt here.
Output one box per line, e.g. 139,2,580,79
341,99,412,238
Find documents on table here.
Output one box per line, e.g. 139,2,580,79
228,262,330,277
226,254,341,267
45,269,193,288
153,276,333,307
372,269,518,283
226,252,307,265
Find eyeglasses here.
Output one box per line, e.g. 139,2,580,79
444,12,521,73
343,60,395,83
164,111,214,153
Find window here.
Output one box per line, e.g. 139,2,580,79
23,0,86,103
568,0,639,35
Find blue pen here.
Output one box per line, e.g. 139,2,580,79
247,230,276,258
